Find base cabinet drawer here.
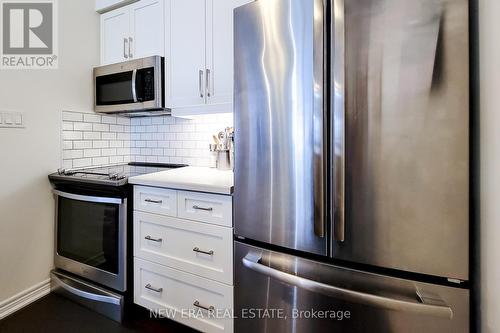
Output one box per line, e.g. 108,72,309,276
134,258,234,333
134,186,177,217
134,211,233,284
178,191,232,227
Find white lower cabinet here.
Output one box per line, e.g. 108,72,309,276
134,211,233,284
133,185,234,333
134,258,234,333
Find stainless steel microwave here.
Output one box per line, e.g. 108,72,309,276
93,55,169,116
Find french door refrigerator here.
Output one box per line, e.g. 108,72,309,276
233,0,470,332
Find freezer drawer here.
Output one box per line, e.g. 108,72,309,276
234,242,469,333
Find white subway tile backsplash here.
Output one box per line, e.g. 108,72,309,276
62,122,73,131
83,114,101,123
109,124,124,132
102,132,117,140
116,148,129,155
101,116,117,124
63,141,73,150
74,141,92,149
116,117,131,126
62,111,83,122
84,131,101,140
92,157,109,166
63,150,83,159
93,140,109,148
63,131,83,140
61,111,232,169
109,155,124,164
109,140,123,148
84,149,101,158
93,123,110,132
102,148,117,156
73,158,92,168
151,117,163,125
73,122,93,131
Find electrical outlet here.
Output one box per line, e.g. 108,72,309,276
0,112,24,128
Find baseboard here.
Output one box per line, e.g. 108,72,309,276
0,279,51,320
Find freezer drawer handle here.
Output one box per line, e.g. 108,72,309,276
145,284,163,293
193,300,215,312
242,254,453,319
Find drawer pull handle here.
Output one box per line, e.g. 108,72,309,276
193,300,215,312
145,198,163,204
145,284,163,293
193,247,214,256
193,205,213,212
145,235,163,243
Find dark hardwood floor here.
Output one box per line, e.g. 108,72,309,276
0,293,197,333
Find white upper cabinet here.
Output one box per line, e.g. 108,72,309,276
206,0,250,107
100,0,164,65
101,7,130,65
166,0,207,108
130,0,164,59
166,0,253,116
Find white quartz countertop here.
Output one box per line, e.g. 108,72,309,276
128,166,234,195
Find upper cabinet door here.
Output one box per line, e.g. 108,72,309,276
206,0,253,107
130,0,165,59
101,7,130,65
166,0,207,108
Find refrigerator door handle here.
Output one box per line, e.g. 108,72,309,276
313,0,326,238
332,0,346,242
242,254,453,319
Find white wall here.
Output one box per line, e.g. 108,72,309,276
0,1,99,302
479,0,500,332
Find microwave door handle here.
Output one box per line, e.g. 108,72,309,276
242,254,453,319
132,69,138,103
333,0,346,242
313,0,326,238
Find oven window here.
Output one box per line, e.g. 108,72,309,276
57,197,120,274
96,71,134,105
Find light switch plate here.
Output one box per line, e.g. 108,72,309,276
0,112,24,128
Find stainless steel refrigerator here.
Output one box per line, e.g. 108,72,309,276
233,0,470,332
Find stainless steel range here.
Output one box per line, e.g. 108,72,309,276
48,162,185,321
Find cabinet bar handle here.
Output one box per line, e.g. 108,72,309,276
123,38,128,59
199,70,204,98
193,300,215,312
193,247,214,256
145,198,162,204
145,284,163,293
128,37,133,58
145,235,162,243
193,205,213,212
206,69,211,97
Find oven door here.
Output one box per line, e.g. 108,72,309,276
53,190,127,292
94,56,164,113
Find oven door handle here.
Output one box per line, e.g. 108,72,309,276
52,190,123,205
52,273,121,305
